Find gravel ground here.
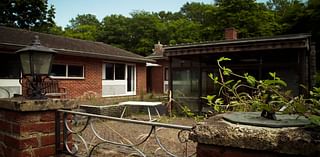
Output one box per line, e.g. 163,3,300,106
70,115,197,157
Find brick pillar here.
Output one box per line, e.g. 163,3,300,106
0,99,75,157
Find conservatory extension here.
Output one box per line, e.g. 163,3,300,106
164,33,316,112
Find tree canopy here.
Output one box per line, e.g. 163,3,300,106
1,0,319,56
0,0,55,31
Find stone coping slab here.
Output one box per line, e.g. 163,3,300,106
223,112,310,128
0,98,77,111
190,113,320,156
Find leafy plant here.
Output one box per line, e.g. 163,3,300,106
203,57,320,126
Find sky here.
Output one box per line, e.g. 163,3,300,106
48,0,267,27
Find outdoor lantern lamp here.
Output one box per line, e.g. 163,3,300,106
16,35,57,99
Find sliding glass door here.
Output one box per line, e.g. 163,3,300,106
127,65,135,94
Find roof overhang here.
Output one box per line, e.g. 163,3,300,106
0,42,154,63
164,34,311,57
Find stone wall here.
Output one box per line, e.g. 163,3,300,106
80,105,125,117
190,113,320,157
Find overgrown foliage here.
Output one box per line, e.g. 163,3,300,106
202,57,320,126
0,0,55,31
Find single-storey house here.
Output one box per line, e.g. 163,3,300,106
163,28,317,112
0,26,153,98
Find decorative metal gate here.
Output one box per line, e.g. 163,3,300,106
56,109,195,157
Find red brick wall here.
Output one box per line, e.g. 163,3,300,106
0,110,57,157
150,59,168,94
53,55,102,98
136,63,147,96
52,55,148,98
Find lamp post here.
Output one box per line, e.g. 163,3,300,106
16,35,57,99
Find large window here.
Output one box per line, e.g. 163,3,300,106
104,63,126,80
51,64,84,78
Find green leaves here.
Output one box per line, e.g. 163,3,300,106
244,73,256,86
218,57,231,62
262,72,287,87
222,67,232,76
181,106,195,117
202,95,216,104
0,0,56,30
308,115,320,126
217,57,233,76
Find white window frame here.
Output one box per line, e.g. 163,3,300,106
50,64,85,79
102,63,126,80
102,62,136,97
164,67,169,94
126,63,136,95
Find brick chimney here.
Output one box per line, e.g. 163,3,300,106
153,41,164,54
224,27,237,40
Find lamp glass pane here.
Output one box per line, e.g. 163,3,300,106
32,52,53,75
19,53,31,75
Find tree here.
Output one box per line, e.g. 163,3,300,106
64,14,101,41
98,14,131,49
0,0,55,30
166,18,202,45
180,2,216,25
180,2,221,41
127,11,162,56
281,0,320,64
67,14,100,29
214,0,281,38
156,11,183,21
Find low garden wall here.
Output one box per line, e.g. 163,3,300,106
190,114,320,157
80,103,167,118
80,104,125,117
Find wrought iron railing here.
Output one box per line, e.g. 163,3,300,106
55,109,195,157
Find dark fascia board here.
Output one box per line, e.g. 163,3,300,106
145,55,168,60
0,42,154,63
164,33,311,50
53,48,155,63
